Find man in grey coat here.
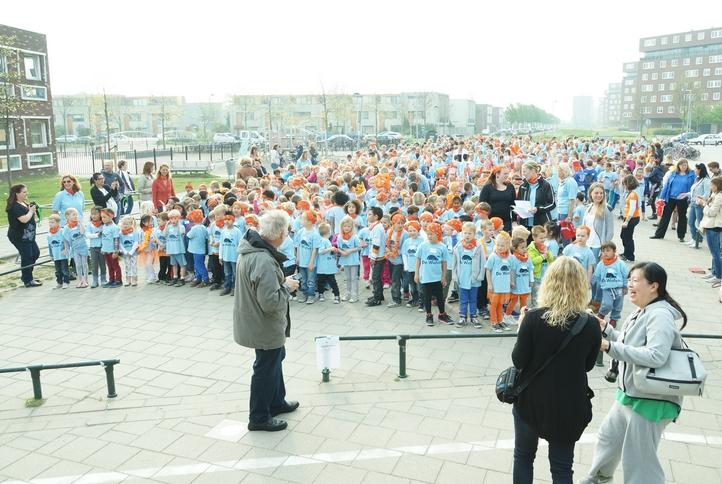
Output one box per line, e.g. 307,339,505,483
234,210,300,432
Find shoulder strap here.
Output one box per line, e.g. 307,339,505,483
514,313,589,396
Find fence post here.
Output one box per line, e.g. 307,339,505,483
170,147,173,161
397,336,408,379
153,148,157,169
133,150,137,173
28,366,43,400
104,362,118,398
91,150,96,173
185,146,188,161
198,145,202,161
220,145,224,159
210,144,213,161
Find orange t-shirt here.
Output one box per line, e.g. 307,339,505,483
624,192,641,219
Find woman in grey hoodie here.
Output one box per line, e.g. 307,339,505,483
581,262,687,484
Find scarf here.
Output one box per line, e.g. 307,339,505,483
495,249,510,258
215,219,225,228
121,228,133,236
434,208,445,218
602,255,618,266
461,238,477,250
526,175,539,185
514,251,529,262
341,231,353,240
91,219,103,227
49,226,60,234
139,227,153,252
66,220,78,229
348,212,358,219
386,228,405,259
534,241,547,254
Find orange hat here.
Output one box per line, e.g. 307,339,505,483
446,219,462,233
475,204,489,215
426,222,442,241
207,197,219,209
185,182,193,191
405,221,421,232
376,191,389,202
490,217,503,231
245,214,259,227
296,200,311,210
419,212,435,222
391,213,405,224
304,210,317,224
188,209,204,224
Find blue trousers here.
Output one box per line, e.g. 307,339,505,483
599,287,624,321
459,286,479,317
706,229,722,279
298,266,316,298
249,346,287,424
688,204,704,243
193,254,209,282
223,261,235,289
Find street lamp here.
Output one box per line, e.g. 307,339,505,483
353,93,362,149
433,105,439,137
682,89,692,133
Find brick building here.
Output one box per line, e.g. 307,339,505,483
0,24,56,177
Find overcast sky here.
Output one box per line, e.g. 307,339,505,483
2,0,716,121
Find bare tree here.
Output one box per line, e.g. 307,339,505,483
0,34,22,191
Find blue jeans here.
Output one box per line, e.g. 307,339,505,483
54,259,70,284
599,287,624,321
459,286,479,317
9,237,40,285
193,254,209,283
706,229,722,279
249,346,287,424
223,261,235,289
513,406,575,484
298,266,316,298
688,204,704,243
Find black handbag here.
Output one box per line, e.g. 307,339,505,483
496,313,590,404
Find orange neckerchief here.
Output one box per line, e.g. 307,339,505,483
461,238,477,250
91,219,102,227
434,208,445,218
66,220,78,229
215,219,225,228
341,231,353,240
121,228,133,236
139,227,153,252
514,251,529,262
602,255,618,266
348,213,358,219
386,228,405,259
534,241,547,254
49,226,60,234
495,249,510,258
526,175,539,185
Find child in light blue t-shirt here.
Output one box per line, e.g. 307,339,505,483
62,207,89,287
315,223,340,303
485,233,514,332
401,222,423,309
47,214,70,288
592,242,629,327
562,226,596,284
118,216,141,286
294,211,321,303
506,237,533,324
337,216,362,302
219,219,242,294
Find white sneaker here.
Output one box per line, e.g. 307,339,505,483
62,283,69,289
341,294,349,301
383,283,390,289
318,294,325,302
348,298,358,303
504,315,518,326
702,273,716,280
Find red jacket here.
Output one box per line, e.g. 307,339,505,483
152,177,176,209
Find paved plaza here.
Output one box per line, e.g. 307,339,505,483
1,209,722,483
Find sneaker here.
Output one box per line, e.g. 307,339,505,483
481,309,490,320
447,296,459,304
298,295,308,303
62,282,69,289
54,283,63,289
318,294,325,302
124,281,131,286
197,282,207,288
365,299,381,307
501,322,513,331
219,288,231,296
425,314,434,326
387,301,401,308
230,289,234,296
492,324,504,333
90,282,98,289
341,294,349,302
406,302,414,308
348,298,359,303
102,282,113,288
708,278,722,284
306,298,315,305
702,273,716,280
210,283,221,290
471,317,482,329
438,313,454,325
504,315,518,326
418,306,425,312
189,280,200,287
365,281,371,289
109,281,122,288
290,295,297,301
383,283,390,289
333,296,340,304
455,317,467,328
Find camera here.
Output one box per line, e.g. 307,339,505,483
605,359,620,383
28,201,38,208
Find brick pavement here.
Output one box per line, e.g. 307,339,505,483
1,190,722,483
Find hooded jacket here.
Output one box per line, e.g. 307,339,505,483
603,299,684,409
517,177,556,227
233,230,291,350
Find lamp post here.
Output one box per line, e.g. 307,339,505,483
353,93,362,149
683,89,692,133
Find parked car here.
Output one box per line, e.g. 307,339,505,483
213,133,236,144
670,132,699,143
703,133,722,146
56,135,78,143
688,134,714,145
236,130,266,148
324,134,355,150
77,136,94,144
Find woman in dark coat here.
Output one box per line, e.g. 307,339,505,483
478,165,516,232
89,172,120,219
516,161,556,228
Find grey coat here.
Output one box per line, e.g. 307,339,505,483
136,174,154,202
585,204,615,245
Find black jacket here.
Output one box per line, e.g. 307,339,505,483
512,308,601,443
90,184,119,208
517,177,556,226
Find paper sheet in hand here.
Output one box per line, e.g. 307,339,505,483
513,201,534,219
316,336,341,369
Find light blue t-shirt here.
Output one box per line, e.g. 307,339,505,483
370,223,387,260
219,226,242,263
48,230,68,261
100,223,120,254
279,236,296,268
443,235,457,265
295,226,322,268
52,190,85,225
562,244,596,274
386,230,407,265
357,227,371,257
599,171,619,192
86,222,103,248
119,230,141,255
546,239,560,258
187,224,208,255
62,225,88,256
557,178,579,216
164,223,186,255
593,259,629,290
416,241,446,284
510,255,533,295
325,206,346,234
208,225,223,255
316,238,338,275
401,236,422,272
152,226,167,252
233,217,248,238
454,244,482,290
485,252,513,293
337,234,361,266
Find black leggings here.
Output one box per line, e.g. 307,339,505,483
158,256,172,281
422,281,445,314
316,273,339,296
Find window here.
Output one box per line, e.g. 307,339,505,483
673,35,680,44
642,107,652,114
685,33,692,41
642,61,655,69
71,114,85,122
20,85,47,101
623,103,628,110
623,112,632,118
27,153,53,168
662,71,674,79
642,73,649,81
657,107,664,114
694,81,702,89
671,59,678,67
624,79,634,85
624,95,634,102
714,92,721,101
643,38,657,47
661,37,668,45
710,55,722,64
0,120,15,150
685,69,699,77
702,92,709,100
696,56,703,65
651,73,658,80
716,68,722,76
1,82,14,98
660,60,667,68
641,84,654,92
683,58,690,66
128,113,141,122
630,103,634,110
658,84,665,91
660,95,673,102
668,106,675,114
697,32,705,40
650,95,657,103
0,55,7,75
669,82,676,90
0,154,21,171
712,30,722,39
708,80,722,88
704,68,711,76
29,120,48,148
22,54,44,81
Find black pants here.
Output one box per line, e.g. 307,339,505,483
389,262,404,303
283,263,297,296
654,198,688,239
422,281,445,314
404,271,420,304
249,346,287,424
316,273,339,296
476,278,489,310
620,216,640,261
158,255,172,281
54,259,70,284
9,237,40,285
209,254,224,285
371,259,384,301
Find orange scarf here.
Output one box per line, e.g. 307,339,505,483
66,220,78,229
341,231,353,240
434,208,445,218
348,213,358,219
495,249,510,258
215,219,225,228
121,228,133,236
527,175,539,185
602,255,617,266
386,228,405,259
139,227,153,252
91,219,102,227
534,241,547,254
461,238,477,250
66,188,76,196
49,226,60,234
514,251,528,262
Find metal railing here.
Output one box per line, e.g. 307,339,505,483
0,359,120,401
316,332,722,382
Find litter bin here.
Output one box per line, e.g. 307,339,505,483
225,158,236,180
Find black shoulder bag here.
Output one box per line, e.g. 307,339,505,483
496,313,590,404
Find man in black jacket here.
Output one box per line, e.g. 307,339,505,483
517,161,556,228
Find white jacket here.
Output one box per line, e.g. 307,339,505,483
700,193,722,229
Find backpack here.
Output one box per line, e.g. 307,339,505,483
583,169,595,187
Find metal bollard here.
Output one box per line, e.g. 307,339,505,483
104,362,118,398
28,366,43,400
397,336,408,379
321,368,330,383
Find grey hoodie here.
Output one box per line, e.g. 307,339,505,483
233,234,290,350
603,299,684,408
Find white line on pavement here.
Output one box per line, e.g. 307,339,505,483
2,431,720,484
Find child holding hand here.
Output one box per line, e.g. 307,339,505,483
119,216,140,286
62,207,89,288
485,232,514,332
48,214,70,289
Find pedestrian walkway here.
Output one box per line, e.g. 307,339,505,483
0,219,721,483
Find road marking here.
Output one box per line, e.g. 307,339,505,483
3,431,720,484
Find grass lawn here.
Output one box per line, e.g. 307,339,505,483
538,128,641,140
0,173,221,226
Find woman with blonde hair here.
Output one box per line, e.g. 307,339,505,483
511,256,601,483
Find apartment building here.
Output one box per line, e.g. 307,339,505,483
621,26,722,130
601,82,622,126
449,99,477,136
0,24,56,175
